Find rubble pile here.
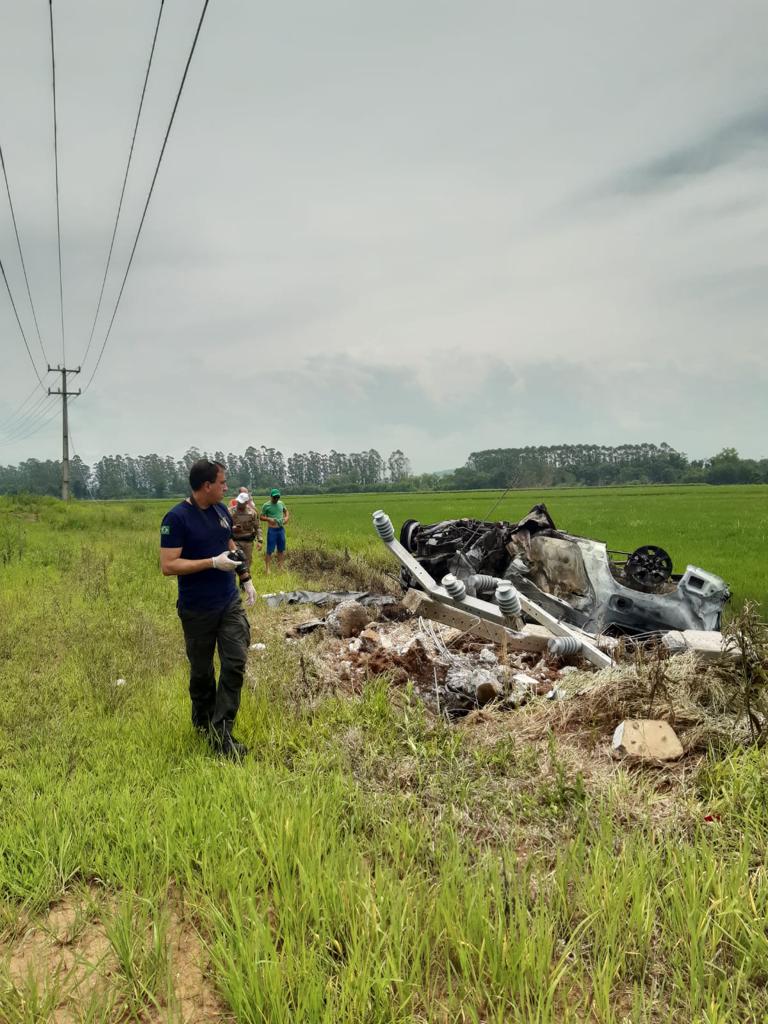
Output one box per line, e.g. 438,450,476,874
289,608,580,717
264,503,766,760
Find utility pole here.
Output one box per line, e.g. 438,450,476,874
48,364,81,500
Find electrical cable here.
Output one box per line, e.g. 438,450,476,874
0,389,52,440
0,378,48,433
0,254,45,387
0,396,59,446
458,481,518,554
80,0,165,369
49,0,66,363
82,0,212,393
0,143,49,366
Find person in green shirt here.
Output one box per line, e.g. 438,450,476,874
260,488,290,574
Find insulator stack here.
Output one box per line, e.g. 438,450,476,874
547,636,582,657
372,510,395,542
470,574,499,593
442,573,467,601
495,583,522,618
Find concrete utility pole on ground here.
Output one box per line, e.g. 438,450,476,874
48,364,81,501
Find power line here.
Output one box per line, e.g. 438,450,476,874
0,396,59,446
0,389,52,440
0,395,56,444
0,378,47,432
49,0,66,364
80,0,166,369
0,253,45,387
0,143,49,365
83,0,212,393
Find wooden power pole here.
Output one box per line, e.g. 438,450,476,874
48,364,81,500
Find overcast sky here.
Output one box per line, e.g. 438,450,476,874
1,0,766,472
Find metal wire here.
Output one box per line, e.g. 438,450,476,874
0,254,45,387
80,0,166,369
49,0,66,363
83,0,212,393
0,144,48,365
0,397,59,446
0,379,46,433
0,390,52,441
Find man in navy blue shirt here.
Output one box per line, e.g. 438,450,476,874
160,459,256,760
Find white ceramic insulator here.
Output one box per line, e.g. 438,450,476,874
442,573,467,601
495,583,522,618
372,510,395,542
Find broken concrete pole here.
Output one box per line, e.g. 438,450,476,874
401,590,617,664
611,719,684,761
403,590,550,650
326,600,374,638
662,630,738,662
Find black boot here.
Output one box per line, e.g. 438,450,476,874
210,721,249,761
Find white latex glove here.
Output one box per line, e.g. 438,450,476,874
211,550,239,571
242,579,257,607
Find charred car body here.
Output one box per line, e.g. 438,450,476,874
398,504,730,635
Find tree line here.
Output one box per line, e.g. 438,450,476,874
0,443,766,498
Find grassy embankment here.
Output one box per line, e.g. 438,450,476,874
0,486,767,1022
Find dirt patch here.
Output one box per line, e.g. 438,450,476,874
3,890,113,1019
165,894,229,1024
0,889,229,1024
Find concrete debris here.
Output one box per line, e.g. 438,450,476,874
444,661,503,709
326,600,375,638
512,671,542,693
611,719,684,762
661,629,738,662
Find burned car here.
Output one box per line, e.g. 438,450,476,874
398,504,730,635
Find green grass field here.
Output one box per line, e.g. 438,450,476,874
1,486,767,1022
287,484,768,609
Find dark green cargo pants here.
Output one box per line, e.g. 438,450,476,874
178,598,250,731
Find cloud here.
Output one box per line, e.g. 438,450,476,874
602,103,768,197
2,1,767,471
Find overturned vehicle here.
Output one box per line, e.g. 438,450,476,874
397,504,730,635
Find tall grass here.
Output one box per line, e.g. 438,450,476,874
1,495,767,1021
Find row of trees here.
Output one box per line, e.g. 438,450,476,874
0,446,413,499
1,443,766,498
453,444,768,488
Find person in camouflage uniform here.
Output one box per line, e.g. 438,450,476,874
231,491,262,570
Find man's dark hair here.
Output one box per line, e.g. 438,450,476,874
189,459,225,492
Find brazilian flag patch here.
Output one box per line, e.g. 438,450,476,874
160,525,170,535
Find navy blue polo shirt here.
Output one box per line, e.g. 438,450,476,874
160,500,238,611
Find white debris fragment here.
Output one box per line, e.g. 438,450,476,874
478,647,498,666
114,678,126,687
512,672,539,690
559,665,580,675
250,642,267,651
612,719,684,761
545,686,565,701
348,637,363,653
